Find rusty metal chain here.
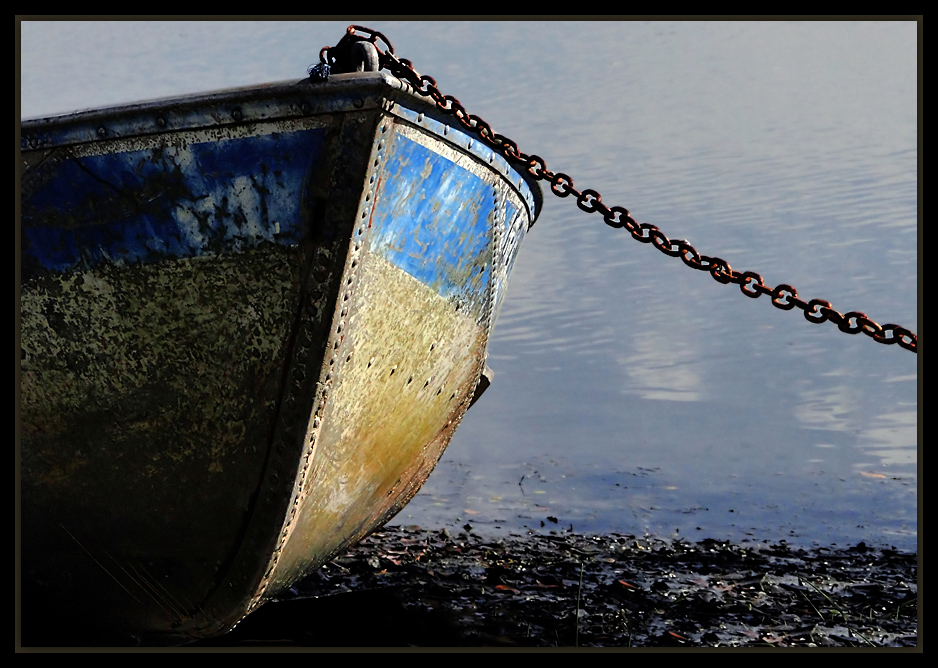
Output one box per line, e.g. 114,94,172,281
316,26,918,354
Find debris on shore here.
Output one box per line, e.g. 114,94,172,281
193,526,917,648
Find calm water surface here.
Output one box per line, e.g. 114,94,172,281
20,20,918,551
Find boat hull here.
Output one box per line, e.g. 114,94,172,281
19,72,539,642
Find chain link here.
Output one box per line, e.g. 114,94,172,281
318,26,918,354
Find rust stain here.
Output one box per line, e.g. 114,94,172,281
368,175,381,229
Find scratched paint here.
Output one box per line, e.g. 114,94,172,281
22,122,327,279
240,109,538,611
369,124,496,316
20,244,315,633
20,72,539,641
262,252,489,591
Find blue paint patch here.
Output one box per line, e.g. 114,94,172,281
369,132,493,315
22,129,325,279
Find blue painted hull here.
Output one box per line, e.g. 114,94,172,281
19,72,540,642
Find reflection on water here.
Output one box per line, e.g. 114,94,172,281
20,20,917,551
859,409,918,468
619,334,704,403
394,21,918,551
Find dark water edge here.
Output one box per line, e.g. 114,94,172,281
21,526,918,649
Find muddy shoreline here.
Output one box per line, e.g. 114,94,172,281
187,526,918,648
20,526,916,648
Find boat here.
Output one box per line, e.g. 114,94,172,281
19,50,541,643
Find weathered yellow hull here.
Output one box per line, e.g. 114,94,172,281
20,72,539,642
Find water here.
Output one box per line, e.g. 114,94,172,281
20,20,918,552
